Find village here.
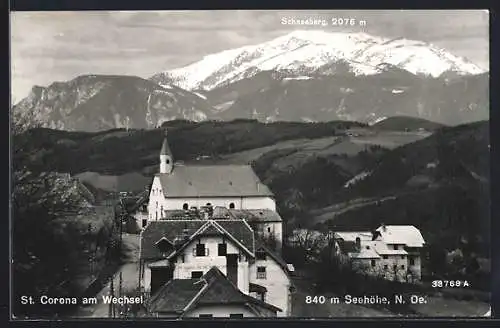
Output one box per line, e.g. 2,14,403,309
69,129,440,319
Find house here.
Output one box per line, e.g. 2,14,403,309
146,267,281,318
148,130,276,223
139,218,294,317
334,224,425,282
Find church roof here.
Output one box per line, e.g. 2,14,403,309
155,164,273,198
147,267,281,315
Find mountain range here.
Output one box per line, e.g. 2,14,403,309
12,30,489,131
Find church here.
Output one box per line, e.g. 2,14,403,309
137,130,293,318
147,131,277,222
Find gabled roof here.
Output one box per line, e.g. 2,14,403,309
376,225,426,247
169,220,255,258
147,278,203,314
140,219,255,261
213,207,282,222
148,267,281,316
156,165,273,198
140,220,206,260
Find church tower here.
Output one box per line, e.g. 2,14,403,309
160,129,173,174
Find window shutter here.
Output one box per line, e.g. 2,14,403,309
193,247,197,257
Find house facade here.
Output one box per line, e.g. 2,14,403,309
334,225,425,282
139,218,293,318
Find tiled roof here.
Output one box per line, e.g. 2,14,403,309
212,207,282,222
376,225,426,247
140,220,206,260
147,279,203,314
148,267,281,315
156,165,273,197
140,219,255,261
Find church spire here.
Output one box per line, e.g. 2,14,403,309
160,128,172,156
160,128,173,174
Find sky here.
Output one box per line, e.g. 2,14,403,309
10,10,489,102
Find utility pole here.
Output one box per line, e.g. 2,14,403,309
109,275,115,318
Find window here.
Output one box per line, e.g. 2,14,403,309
371,260,376,267
183,203,189,210
409,257,415,266
393,265,397,271
401,255,405,260
256,250,267,261
384,265,388,270
229,203,235,209
393,245,399,250
191,271,203,279
198,314,212,318
267,227,271,233
166,159,170,164
257,266,266,279
229,314,244,318
142,219,147,228
206,202,212,206
195,243,207,256
366,246,370,250
401,265,405,270
382,255,388,260
218,243,227,256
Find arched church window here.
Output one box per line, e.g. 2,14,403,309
183,203,189,210
229,203,235,209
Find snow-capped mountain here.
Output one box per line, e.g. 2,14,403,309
151,30,486,91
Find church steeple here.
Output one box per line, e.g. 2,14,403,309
160,128,173,174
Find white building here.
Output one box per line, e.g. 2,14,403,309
147,131,276,223
334,225,425,282
140,219,294,318
139,130,293,318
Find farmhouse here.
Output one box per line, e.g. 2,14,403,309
334,224,425,282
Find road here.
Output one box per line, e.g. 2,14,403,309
71,233,141,318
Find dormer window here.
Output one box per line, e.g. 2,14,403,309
394,245,399,250
229,203,235,209
155,237,172,253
